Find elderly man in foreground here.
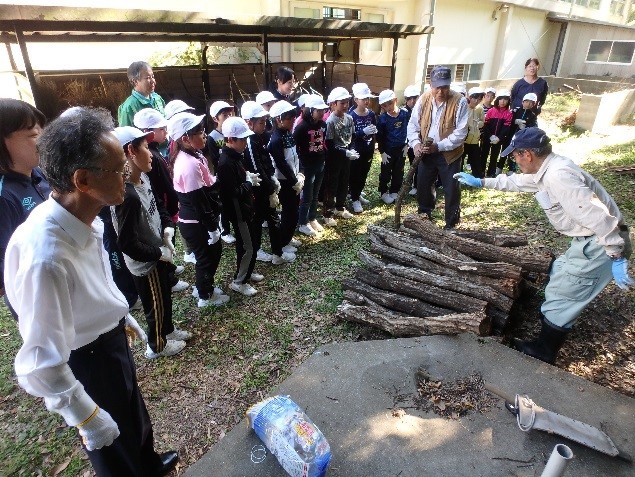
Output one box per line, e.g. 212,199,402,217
454,127,633,364
4,108,178,476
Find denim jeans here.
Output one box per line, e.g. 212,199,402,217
299,159,325,225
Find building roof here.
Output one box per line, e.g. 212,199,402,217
0,6,433,44
547,11,635,30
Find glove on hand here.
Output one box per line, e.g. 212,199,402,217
477,120,484,129
78,407,120,451
345,149,360,160
271,176,281,193
162,227,176,255
125,313,147,343
269,193,280,208
453,172,482,188
402,144,409,157
381,152,390,164
159,246,173,263
612,257,634,290
292,173,305,194
245,171,262,187
490,135,500,144
362,125,378,135
207,230,221,245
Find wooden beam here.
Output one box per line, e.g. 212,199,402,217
13,27,40,108
389,35,398,90
262,32,269,91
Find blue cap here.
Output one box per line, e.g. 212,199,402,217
430,66,451,88
502,127,551,157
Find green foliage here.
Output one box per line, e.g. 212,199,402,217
148,42,262,67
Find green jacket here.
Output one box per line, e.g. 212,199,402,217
117,90,166,127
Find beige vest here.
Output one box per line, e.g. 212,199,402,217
419,91,464,164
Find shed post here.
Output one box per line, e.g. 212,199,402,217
13,27,41,108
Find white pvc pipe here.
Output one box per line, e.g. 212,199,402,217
540,444,574,477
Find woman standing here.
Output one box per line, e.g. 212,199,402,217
272,66,296,101
510,58,548,115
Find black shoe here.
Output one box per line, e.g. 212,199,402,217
154,451,179,477
513,319,569,364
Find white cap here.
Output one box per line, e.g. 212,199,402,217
209,101,233,118
133,108,168,129
468,87,485,97
241,101,269,120
523,93,538,102
305,94,329,110
352,83,376,99
297,93,311,107
269,100,296,118
451,82,467,95
496,89,511,98
255,91,277,105
327,87,351,103
164,100,194,120
113,126,154,147
403,85,420,98
378,89,396,104
485,86,496,94
221,116,254,139
167,112,205,141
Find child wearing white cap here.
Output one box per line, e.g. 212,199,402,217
168,112,229,309
110,126,192,359
507,93,539,173
483,90,513,177
217,117,263,297
482,87,496,114
402,85,421,195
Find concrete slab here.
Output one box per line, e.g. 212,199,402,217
185,335,635,477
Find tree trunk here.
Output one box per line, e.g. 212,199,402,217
403,214,553,273
450,229,528,247
342,283,450,317
399,225,472,261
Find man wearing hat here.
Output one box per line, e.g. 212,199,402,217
407,65,468,229
455,127,633,364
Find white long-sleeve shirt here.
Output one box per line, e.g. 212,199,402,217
407,94,468,151
5,198,128,422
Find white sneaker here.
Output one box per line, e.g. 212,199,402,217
323,217,337,227
289,238,301,247
250,272,265,282
256,249,273,262
381,192,395,204
352,200,363,213
309,220,324,232
183,252,196,264
166,328,192,341
129,297,143,311
171,280,189,292
175,265,185,276
230,281,258,296
334,209,354,219
298,224,317,236
358,195,370,205
197,291,230,307
390,192,399,200
282,244,297,253
271,252,296,264
145,340,186,359
221,233,236,244
409,187,417,196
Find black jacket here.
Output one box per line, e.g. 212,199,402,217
217,146,255,222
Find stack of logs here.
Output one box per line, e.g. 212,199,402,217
337,214,554,337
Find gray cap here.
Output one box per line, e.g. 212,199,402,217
430,66,452,88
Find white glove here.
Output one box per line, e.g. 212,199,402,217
402,144,409,156
271,176,281,193
78,407,120,451
362,125,377,135
208,229,221,245
345,149,360,160
246,171,262,187
477,120,484,129
489,135,500,145
125,313,147,343
162,227,176,255
269,193,280,208
292,173,305,194
514,119,526,126
159,246,173,263
381,152,390,164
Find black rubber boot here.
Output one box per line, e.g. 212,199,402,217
513,319,570,364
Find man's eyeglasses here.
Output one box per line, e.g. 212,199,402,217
85,163,132,180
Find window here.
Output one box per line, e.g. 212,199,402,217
426,64,484,82
557,0,600,9
294,7,320,52
323,7,361,20
586,40,634,64
365,13,384,52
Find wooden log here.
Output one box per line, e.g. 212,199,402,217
355,267,488,315
368,235,520,298
399,225,472,261
370,225,523,280
342,278,450,317
337,300,490,336
403,214,553,273
357,250,514,313
449,229,528,247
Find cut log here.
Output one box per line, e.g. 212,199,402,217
370,225,523,280
399,225,472,261
368,235,520,298
342,279,450,317
355,267,489,315
449,229,528,247
403,214,553,273
357,250,514,313
337,300,490,336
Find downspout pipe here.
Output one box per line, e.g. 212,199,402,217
421,0,435,88
540,444,573,477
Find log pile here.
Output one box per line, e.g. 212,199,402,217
337,214,555,337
